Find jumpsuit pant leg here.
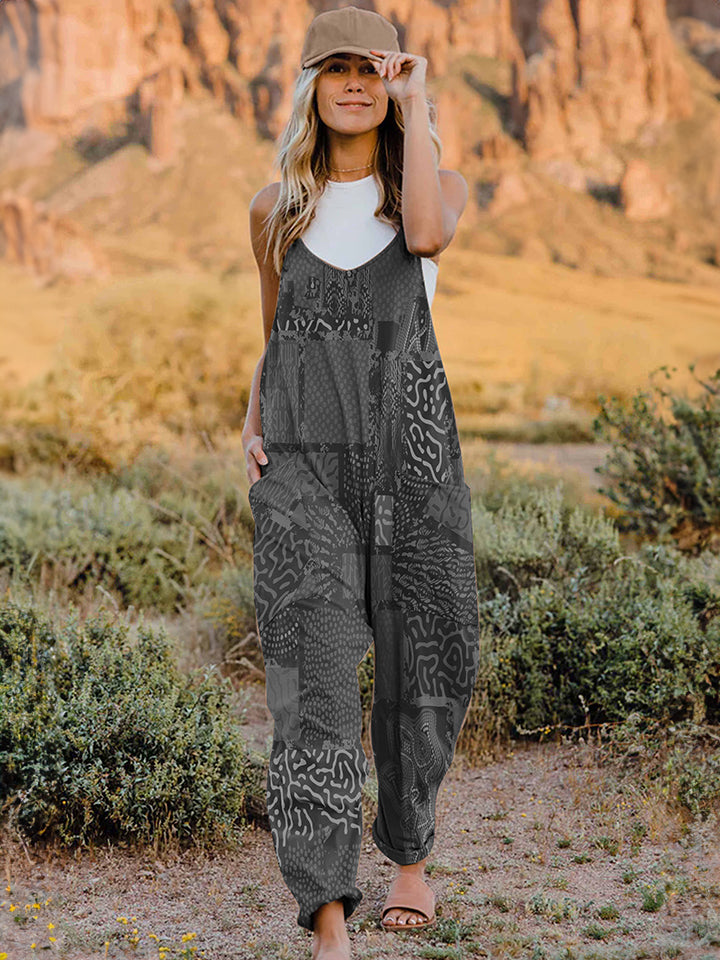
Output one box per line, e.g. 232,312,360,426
368,476,481,864
249,452,375,932
249,456,480,927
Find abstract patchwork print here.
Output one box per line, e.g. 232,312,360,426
249,222,480,931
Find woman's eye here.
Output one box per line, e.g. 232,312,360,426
327,63,375,72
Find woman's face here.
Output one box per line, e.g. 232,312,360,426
314,52,389,132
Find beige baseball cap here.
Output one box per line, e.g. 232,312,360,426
300,6,400,70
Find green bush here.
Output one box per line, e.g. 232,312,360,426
458,484,720,760
0,452,255,617
471,480,623,592
593,364,720,554
0,600,255,850
0,475,210,611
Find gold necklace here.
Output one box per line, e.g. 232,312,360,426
329,162,373,172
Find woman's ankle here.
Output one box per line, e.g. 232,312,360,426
312,899,349,938
397,854,429,875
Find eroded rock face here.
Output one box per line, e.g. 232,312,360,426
666,1,720,29
620,158,674,220
0,1,697,158
0,0,715,281
0,189,109,280
0,0,189,132
672,15,720,79
510,0,694,161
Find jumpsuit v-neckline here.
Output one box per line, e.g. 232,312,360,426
248,218,480,932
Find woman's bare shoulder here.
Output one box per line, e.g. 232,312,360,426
250,181,281,216
249,181,281,265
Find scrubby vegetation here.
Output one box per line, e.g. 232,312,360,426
0,447,257,639
0,601,255,850
1,363,719,850
466,485,720,736
593,364,720,554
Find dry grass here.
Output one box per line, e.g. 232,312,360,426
1,225,719,472
1,64,720,464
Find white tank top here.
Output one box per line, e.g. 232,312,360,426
299,174,439,305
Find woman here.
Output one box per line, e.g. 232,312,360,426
241,7,480,958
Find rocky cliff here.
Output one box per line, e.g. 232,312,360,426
0,1,719,282
0,1,697,153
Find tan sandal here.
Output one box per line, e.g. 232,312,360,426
380,872,436,932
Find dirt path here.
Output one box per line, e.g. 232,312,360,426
464,440,614,494
486,441,612,489
2,736,718,960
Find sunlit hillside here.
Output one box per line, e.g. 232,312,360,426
1,43,719,463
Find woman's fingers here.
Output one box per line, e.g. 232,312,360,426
246,438,267,486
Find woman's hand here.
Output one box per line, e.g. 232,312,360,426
244,433,268,487
368,48,427,104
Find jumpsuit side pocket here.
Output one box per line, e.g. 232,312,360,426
392,474,478,631
247,465,269,509
249,454,309,631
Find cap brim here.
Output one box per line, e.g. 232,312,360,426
302,46,385,68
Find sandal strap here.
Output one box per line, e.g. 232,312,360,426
381,872,436,922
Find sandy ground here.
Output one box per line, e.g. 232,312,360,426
484,442,611,491
2,732,719,960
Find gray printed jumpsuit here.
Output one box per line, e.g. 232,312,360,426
248,220,480,931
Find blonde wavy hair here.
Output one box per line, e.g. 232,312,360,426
260,61,443,276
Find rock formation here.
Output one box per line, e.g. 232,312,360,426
620,159,674,220
0,1,697,158
672,15,720,79
0,0,718,280
510,0,694,162
0,189,109,280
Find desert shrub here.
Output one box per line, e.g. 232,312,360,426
467,448,590,515
471,480,623,591
0,473,218,611
0,599,256,850
198,565,258,662
0,448,256,619
593,364,720,554
599,714,720,821
458,484,720,761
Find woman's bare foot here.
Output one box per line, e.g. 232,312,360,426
381,856,430,928
311,899,351,960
